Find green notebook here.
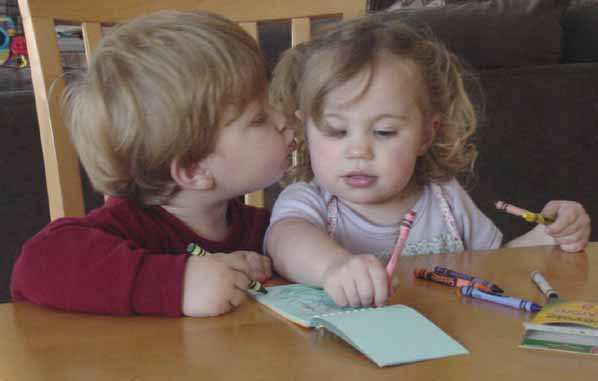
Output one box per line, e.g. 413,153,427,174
251,284,468,367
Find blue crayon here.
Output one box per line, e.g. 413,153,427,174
460,286,542,313
434,266,504,293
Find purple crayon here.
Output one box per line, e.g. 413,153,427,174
434,266,504,293
460,286,541,313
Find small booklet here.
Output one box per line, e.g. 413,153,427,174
520,299,598,355
251,284,468,367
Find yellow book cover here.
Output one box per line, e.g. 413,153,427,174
520,299,598,355
530,300,598,329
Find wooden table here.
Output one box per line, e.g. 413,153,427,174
2,244,597,380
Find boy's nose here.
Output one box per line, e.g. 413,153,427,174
273,111,295,142
271,109,287,132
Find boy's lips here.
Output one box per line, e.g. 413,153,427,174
342,173,376,188
288,138,298,153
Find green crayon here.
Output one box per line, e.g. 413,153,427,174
186,242,268,294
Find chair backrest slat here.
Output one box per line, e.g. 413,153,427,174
20,0,365,24
291,18,311,46
81,22,103,60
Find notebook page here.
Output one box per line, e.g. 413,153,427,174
312,304,469,367
251,284,363,327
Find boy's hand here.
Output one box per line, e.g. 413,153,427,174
182,255,252,317
542,200,591,252
225,251,272,282
321,254,391,308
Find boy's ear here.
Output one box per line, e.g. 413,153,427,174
170,157,214,191
418,114,441,156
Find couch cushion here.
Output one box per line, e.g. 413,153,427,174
389,0,568,69
561,0,598,63
468,63,598,241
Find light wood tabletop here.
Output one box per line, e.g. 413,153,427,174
1,244,597,380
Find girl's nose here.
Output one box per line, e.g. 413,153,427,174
346,140,373,160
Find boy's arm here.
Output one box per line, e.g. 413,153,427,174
10,220,187,316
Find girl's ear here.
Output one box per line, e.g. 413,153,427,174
418,114,441,156
170,157,214,191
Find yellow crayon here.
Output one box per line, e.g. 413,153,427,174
186,243,268,294
522,211,555,225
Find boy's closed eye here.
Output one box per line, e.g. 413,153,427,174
320,123,348,138
250,112,268,127
324,128,347,138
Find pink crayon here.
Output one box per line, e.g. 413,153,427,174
385,210,416,280
495,200,528,217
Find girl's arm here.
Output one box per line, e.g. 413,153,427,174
267,218,391,307
267,217,351,286
505,200,590,252
504,224,556,248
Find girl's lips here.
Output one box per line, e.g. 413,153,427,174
342,174,376,188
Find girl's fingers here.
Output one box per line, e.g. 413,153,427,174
344,278,361,307
368,265,389,307
354,269,375,307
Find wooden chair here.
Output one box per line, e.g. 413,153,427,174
18,0,366,220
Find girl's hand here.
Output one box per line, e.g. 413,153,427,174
321,254,391,308
542,200,591,252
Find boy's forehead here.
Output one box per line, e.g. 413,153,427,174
222,95,265,125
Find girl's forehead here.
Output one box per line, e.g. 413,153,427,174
323,57,424,111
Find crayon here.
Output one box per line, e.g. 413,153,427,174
186,242,268,294
385,210,416,279
494,200,555,225
434,266,504,293
460,285,542,313
414,268,493,293
531,271,559,300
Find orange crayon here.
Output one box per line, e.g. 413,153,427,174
414,268,493,293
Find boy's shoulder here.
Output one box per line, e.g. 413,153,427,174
41,196,169,238
91,197,270,232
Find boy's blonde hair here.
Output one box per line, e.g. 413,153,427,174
63,11,267,205
270,11,478,185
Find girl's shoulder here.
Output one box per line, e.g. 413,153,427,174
428,178,475,211
277,180,334,205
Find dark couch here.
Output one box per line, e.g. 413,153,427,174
389,0,598,242
0,69,103,303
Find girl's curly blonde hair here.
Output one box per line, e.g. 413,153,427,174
270,11,479,186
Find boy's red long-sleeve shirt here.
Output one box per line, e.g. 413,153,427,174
10,197,269,316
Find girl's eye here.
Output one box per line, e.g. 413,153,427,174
374,130,397,137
